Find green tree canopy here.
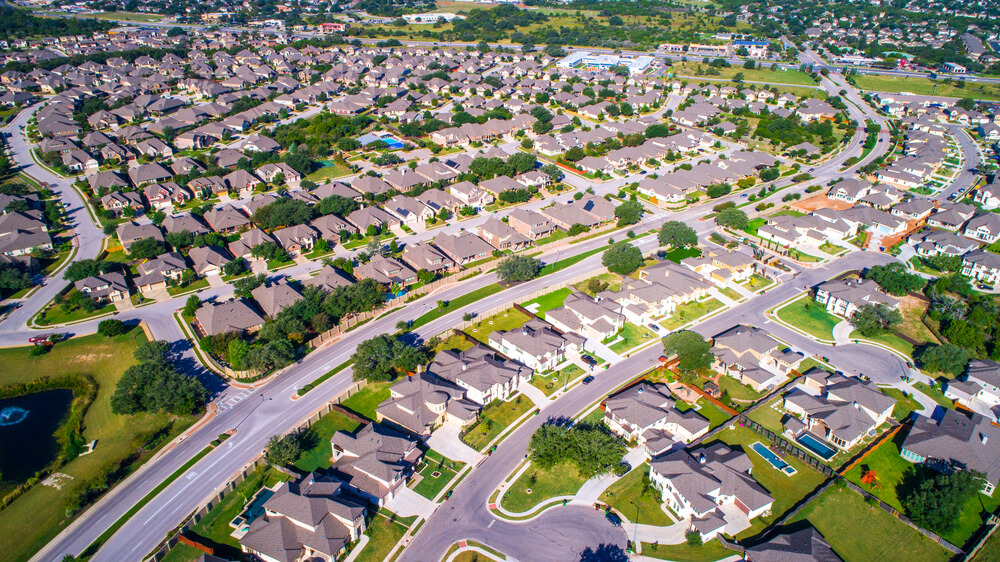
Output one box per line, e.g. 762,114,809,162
351,334,429,382
715,207,749,230
602,242,644,275
658,221,698,248
913,343,970,376
264,433,302,467
901,468,984,534
864,262,925,296
851,303,903,337
662,330,714,373
614,200,644,227
497,255,543,283
528,422,626,478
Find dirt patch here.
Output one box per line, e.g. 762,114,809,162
793,192,855,213
896,295,939,345
74,353,114,363
41,473,73,490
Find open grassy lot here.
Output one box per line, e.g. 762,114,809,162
501,461,588,513
293,409,362,473
0,331,200,562
775,295,840,340
465,308,532,344
352,509,414,562
601,464,674,527
789,486,951,562
461,395,534,450
432,332,475,354
412,283,503,329
640,539,734,561
412,449,465,500
852,74,1000,101
521,287,572,317
531,364,584,396
741,274,774,292
609,322,658,354
36,299,116,325
661,298,724,331
305,161,352,182
574,273,622,296
710,426,829,539
339,381,391,421
843,431,1000,546
667,60,817,86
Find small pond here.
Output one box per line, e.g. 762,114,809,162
0,389,74,483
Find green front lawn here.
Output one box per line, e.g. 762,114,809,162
912,382,953,409
530,364,584,396
719,287,742,301
661,298,724,331
711,426,828,539
294,410,362,473
37,300,116,325
522,287,573,317
609,322,658,354
775,295,840,340
850,330,914,358
501,461,588,513
640,539,734,561
412,449,465,500
601,464,674,527
883,388,923,421
741,274,774,292
339,381,391,421
352,510,412,562
661,246,701,264
166,277,210,296
461,395,535,451
465,308,532,344
789,486,951,562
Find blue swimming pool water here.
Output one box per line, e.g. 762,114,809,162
797,433,838,461
358,133,404,149
751,442,797,475
236,488,274,529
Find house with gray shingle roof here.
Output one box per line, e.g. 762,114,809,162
194,298,265,336
900,408,1000,496
603,381,710,457
330,423,423,506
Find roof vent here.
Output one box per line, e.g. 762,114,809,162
699,452,707,464
982,433,989,445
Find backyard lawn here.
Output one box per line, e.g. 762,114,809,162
609,322,658,354
661,247,701,264
501,461,588,513
661,298,724,331
530,364,584,396
882,388,923,421
352,509,415,562
412,449,465,500
775,295,840,340
0,331,200,562
305,161,352,182
432,332,474,354
789,486,952,562
461,395,534,450
294,409,362,473
693,398,734,428
465,308,532,344
339,382,391,420
601,464,674,527
716,375,763,403
640,539,734,561
522,287,572,317
711,426,828,539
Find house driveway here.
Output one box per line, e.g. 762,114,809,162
385,486,435,519
584,337,621,364
206,274,226,288
427,422,482,465
518,381,550,407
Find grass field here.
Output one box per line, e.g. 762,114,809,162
742,274,774,292
853,74,1000,101
574,273,622,296
465,308,532,344
789,486,951,562
601,464,674,527
530,364,584,396
352,510,413,562
461,395,534,451
432,332,475,354
293,409,362,473
640,539,734,561
609,322,658,354
412,283,503,329
36,299,116,325
501,461,588,513
305,161,353,182
661,298,724,331
661,246,702,264
0,331,200,562
522,287,572,317
775,295,840,340
667,61,818,86
850,329,914,358
339,382,391,421
412,449,465,500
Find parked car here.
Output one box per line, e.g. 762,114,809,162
605,512,622,526
582,355,597,367
28,334,52,343
977,284,993,291
647,323,661,332
582,375,595,385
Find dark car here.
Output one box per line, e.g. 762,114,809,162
978,284,993,291
582,375,595,385
605,512,622,526
582,355,597,367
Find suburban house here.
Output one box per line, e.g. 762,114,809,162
117,221,165,253
74,272,129,303
375,371,481,438
330,423,423,506
251,279,304,318
649,442,774,542
944,359,1000,409
782,369,895,453
814,278,899,318
187,246,231,276
488,318,585,372
238,472,367,562
194,298,265,336
476,217,531,251
900,408,1000,496
602,381,710,457
434,231,495,265
962,249,1000,285
401,242,454,274
135,251,187,292
427,344,533,405
712,325,802,392
545,291,625,341
963,213,1000,244
354,255,417,286
744,526,839,562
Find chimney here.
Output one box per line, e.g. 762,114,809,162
982,433,989,445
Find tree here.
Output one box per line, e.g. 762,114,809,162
182,294,201,317
564,147,586,162
497,255,542,283
914,343,970,376
614,200,643,227
715,207,749,230
507,152,537,175
233,273,267,298
528,422,626,478
318,195,360,217
658,221,698,248
97,319,127,337
110,353,206,416
602,242,644,275
759,167,780,182
128,237,166,260
662,330,714,372
65,259,108,282
901,469,983,533
851,303,903,337
264,433,302,467
351,334,428,382
864,263,925,296
222,258,248,277
135,340,170,364
705,183,732,198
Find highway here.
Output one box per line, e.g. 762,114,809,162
14,47,983,562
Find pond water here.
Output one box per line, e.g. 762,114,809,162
0,389,74,483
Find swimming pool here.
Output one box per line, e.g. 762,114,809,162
750,442,797,476
229,487,275,537
358,132,404,149
796,433,838,461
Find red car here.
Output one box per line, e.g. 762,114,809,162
28,334,52,343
